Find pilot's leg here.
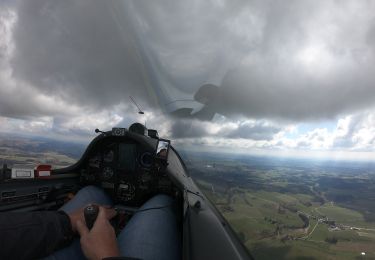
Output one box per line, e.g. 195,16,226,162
60,185,113,213
44,185,113,260
117,194,181,260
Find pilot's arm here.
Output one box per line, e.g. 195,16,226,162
0,206,118,260
0,210,74,259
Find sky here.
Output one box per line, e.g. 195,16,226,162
1,0,375,160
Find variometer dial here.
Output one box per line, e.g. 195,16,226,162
102,167,114,180
140,152,153,168
103,150,114,163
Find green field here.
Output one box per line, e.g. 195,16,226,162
317,205,364,225
196,177,375,259
184,152,375,259
0,149,76,168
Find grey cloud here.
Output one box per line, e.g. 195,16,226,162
332,114,364,149
137,0,375,121
10,1,149,111
224,121,281,140
169,118,281,141
3,0,375,126
6,0,259,118
0,73,73,119
169,120,210,139
0,0,13,8
296,141,309,148
217,58,375,121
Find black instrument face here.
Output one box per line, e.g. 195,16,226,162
103,150,114,163
89,154,101,168
140,152,153,168
102,167,114,180
83,137,172,206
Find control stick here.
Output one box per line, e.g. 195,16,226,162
84,204,99,230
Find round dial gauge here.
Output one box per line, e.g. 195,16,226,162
103,150,114,163
102,167,114,180
140,152,153,168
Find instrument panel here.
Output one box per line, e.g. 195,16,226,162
80,138,174,206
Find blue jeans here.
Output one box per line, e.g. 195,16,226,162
44,186,180,260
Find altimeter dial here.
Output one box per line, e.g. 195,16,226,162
102,167,114,180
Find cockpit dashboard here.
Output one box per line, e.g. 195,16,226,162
0,126,178,210
80,135,176,206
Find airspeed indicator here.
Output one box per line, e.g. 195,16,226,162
102,167,114,180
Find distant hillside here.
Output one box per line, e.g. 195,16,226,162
0,134,86,168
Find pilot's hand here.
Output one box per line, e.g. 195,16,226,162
76,207,120,260
68,205,116,233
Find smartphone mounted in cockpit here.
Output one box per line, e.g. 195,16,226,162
155,139,170,165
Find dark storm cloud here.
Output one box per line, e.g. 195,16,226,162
10,0,148,110
210,1,375,121
169,120,209,139
224,121,281,140
3,0,375,124
218,65,375,121
0,83,55,119
169,118,281,141
0,0,12,8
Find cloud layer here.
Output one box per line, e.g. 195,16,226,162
1,1,375,157
3,1,375,120
4,0,375,121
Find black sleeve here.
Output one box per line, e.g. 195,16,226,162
102,256,142,260
0,211,74,260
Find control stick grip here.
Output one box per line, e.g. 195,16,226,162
84,204,99,230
